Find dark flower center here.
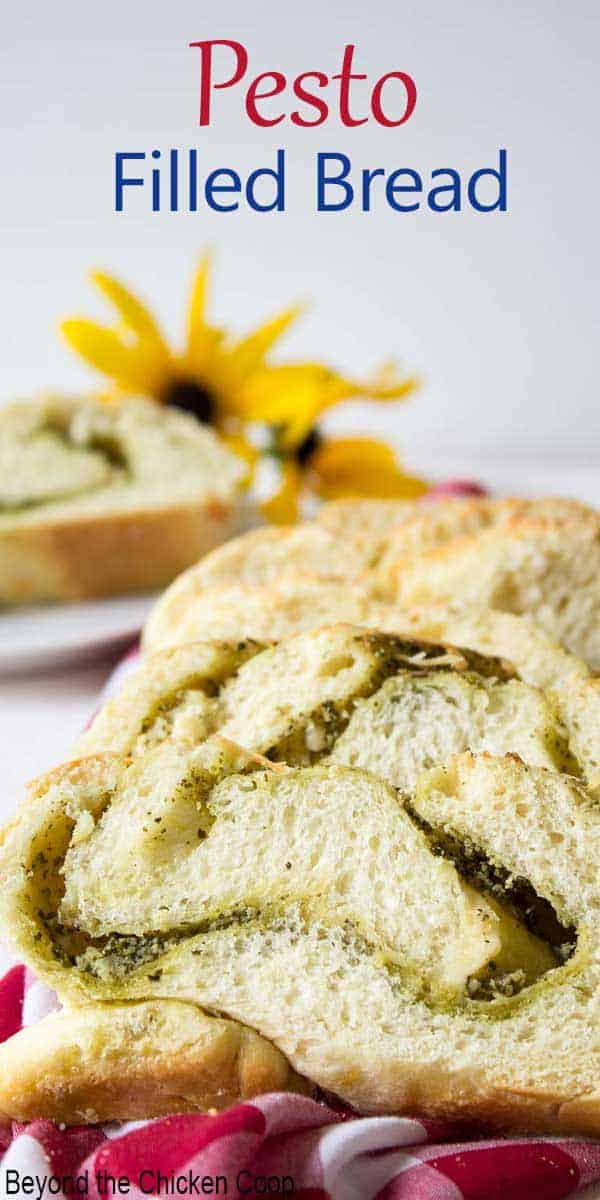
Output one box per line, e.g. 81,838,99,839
162,379,215,424
295,427,322,466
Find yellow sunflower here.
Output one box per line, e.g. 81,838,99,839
262,435,428,524
60,254,302,436
61,253,426,519
218,325,425,521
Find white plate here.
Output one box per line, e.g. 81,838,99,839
0,593,158,674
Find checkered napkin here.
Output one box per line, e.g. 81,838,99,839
4,479,600,1198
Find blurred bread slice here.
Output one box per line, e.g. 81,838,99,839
144,496,597,655
143,572,387,651
375,496,596,570
0,395,246,603
143,530,378,651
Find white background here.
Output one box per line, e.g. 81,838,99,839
1,0,599,484
0,0,599,812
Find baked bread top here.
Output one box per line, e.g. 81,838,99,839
143,496,600,668
383,516,600,669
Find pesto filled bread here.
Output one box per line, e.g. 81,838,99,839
1,745,600,1133
143,496,599,668
142,562,598,745
78,624,598,790
2,493,599,1128
0,394,246,603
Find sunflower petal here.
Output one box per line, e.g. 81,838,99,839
238,365,332,427
90,271,168,350
310,436,428,500
362,359,421,401
239,361,419,444
229,305,303,376
187,252,213,355
60,320,170,394
179,327,227,381
261,462,302,524
219,433,259,488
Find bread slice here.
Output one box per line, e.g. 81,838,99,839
0,742,306,1123
317,497,596,558
80,625,472,756
400,605,600,793
143,573,399,653
76,638,265,759
79,624,590,787
143,497,598,665
2,747,599,1133
316,498,422,542
141,557,589,694
0,395,245,603
328,670,574,786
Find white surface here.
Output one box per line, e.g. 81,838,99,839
0,655,122,823
0,593,156,674
0,1,599,463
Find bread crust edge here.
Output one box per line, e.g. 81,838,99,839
0,498,241,603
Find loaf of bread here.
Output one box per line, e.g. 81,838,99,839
2,492,599,1130
143,496,599,668
0,395,245,603
1,741,599,1134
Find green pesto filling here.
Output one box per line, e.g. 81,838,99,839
265,634,504,766
0,425,131,513
136,643,264,742
405,803,576,959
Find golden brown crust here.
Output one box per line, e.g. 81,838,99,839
360,1068,600,1136
4,1001,600,1134
0,1001,309,1123
0,498,240,604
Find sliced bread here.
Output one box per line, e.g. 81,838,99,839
0,395,245,602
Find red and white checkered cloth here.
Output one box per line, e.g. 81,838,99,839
4,478,600,1198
